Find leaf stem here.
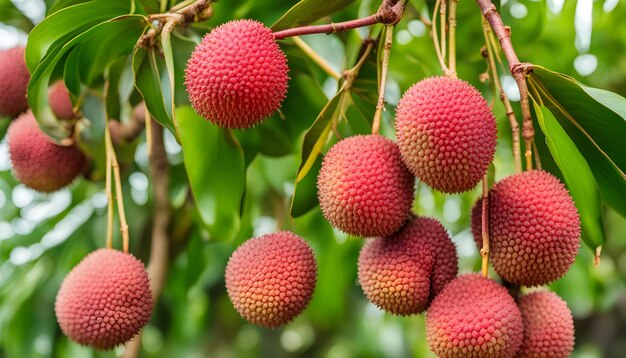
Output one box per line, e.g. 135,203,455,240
292,36,341,80
372,25,395,135
480,174,490,278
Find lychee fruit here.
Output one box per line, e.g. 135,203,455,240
184,19,289,128
55,249,153,350
225,231,317,328
0,47,30,118
8,111,87,192
426,274,523,358
358,216,457,315
317,135,415,237
395,76,497,193
488,170,580,286
49,81,76,119
517,291,574,358
470,198,485,249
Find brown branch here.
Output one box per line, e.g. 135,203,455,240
475,0,534,169
123,120,171,358
273,0,405,40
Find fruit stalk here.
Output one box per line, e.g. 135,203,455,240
104,116,130,252
448,0,459,77
480,174,490,277
475,0,534,169
372,25,394,135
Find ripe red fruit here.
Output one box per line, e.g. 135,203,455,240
0,47,30,118
55,249,153,350
517,291,574,358
8,111,87,192
49,81,75,119
395,77,497,193
470,198,485,249
488,170,580,286
358,216,457,315
225,231,317,328
426,274,523,358
184,19,289,128
317,135,415,237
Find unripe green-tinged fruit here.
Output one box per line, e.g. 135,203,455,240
395,77,497,193
8,111,87,192
49,81,75,119
317,135,415,237
0,47,30,118
517,291,574,358
488,170,580,286
184,19,289,128
426,274,523,358
55,249,153,350
358,216,457,315
225,231,317,328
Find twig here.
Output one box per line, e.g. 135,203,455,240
431,0,450,75
105,138,114,249
292,36,341,80
480,174,490,278
440,0,447,62
105,119,130,253
448,0,459,77
476,0,534,170
372,25,394,135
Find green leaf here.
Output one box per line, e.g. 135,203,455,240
177,106,245,241
0,0,34,32
271,0,357,31
291,155,322,217
528,65,626,217
533,101,605,250
132,47,177,136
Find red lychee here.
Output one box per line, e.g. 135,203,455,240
49,81,75,119
225,231,317,328
317,135,415,237
426,274,523,358
488,170,580,286
395,76,497,193
55,249,153,350
358,216,457,315
0,47,30,118
8,111,87,192
517,291,574,358
471,198,485,249
184,19,289,128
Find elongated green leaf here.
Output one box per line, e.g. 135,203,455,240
291,155,322,217
272,0,357,31
0,0,34,32
177,106,245,241
534,102,604,250
528,66,626,217
161,25,180,139
132,47,177,136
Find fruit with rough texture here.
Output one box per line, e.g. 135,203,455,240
317,135,415,237
426,274,523,358
225,231,317,328
55,249,153,350
470,198,484,249
0,47,30,118
8,111,87,192
184,19,289,128
488,170,580,286
358,216,457,315
395,76,497,193
49,81,75,119
517,291,574,358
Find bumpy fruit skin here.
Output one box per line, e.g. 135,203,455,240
8,111,87,192
49,81,75,119
0,47,30,118
489,170,580,286
317,135,415,237
517,291,574,358
395,77,497,193
225,231,317,328
470,199,484,249
184,20,289,128
426,274,523,358
358,216,457,315
55,249,153,350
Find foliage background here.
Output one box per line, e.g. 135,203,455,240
0,0,625,357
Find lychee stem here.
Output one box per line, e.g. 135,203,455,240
430,0,451,75
475,0,535,170
480,174,490,278
439,1,447,64
292,36,341,81
105,117,130,253
481,18,522,173
448,0,459,77
105,137,114,249
372,25,394,135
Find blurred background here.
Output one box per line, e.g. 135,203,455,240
1,0,625,357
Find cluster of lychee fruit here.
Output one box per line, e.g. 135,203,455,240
0,47,88,193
